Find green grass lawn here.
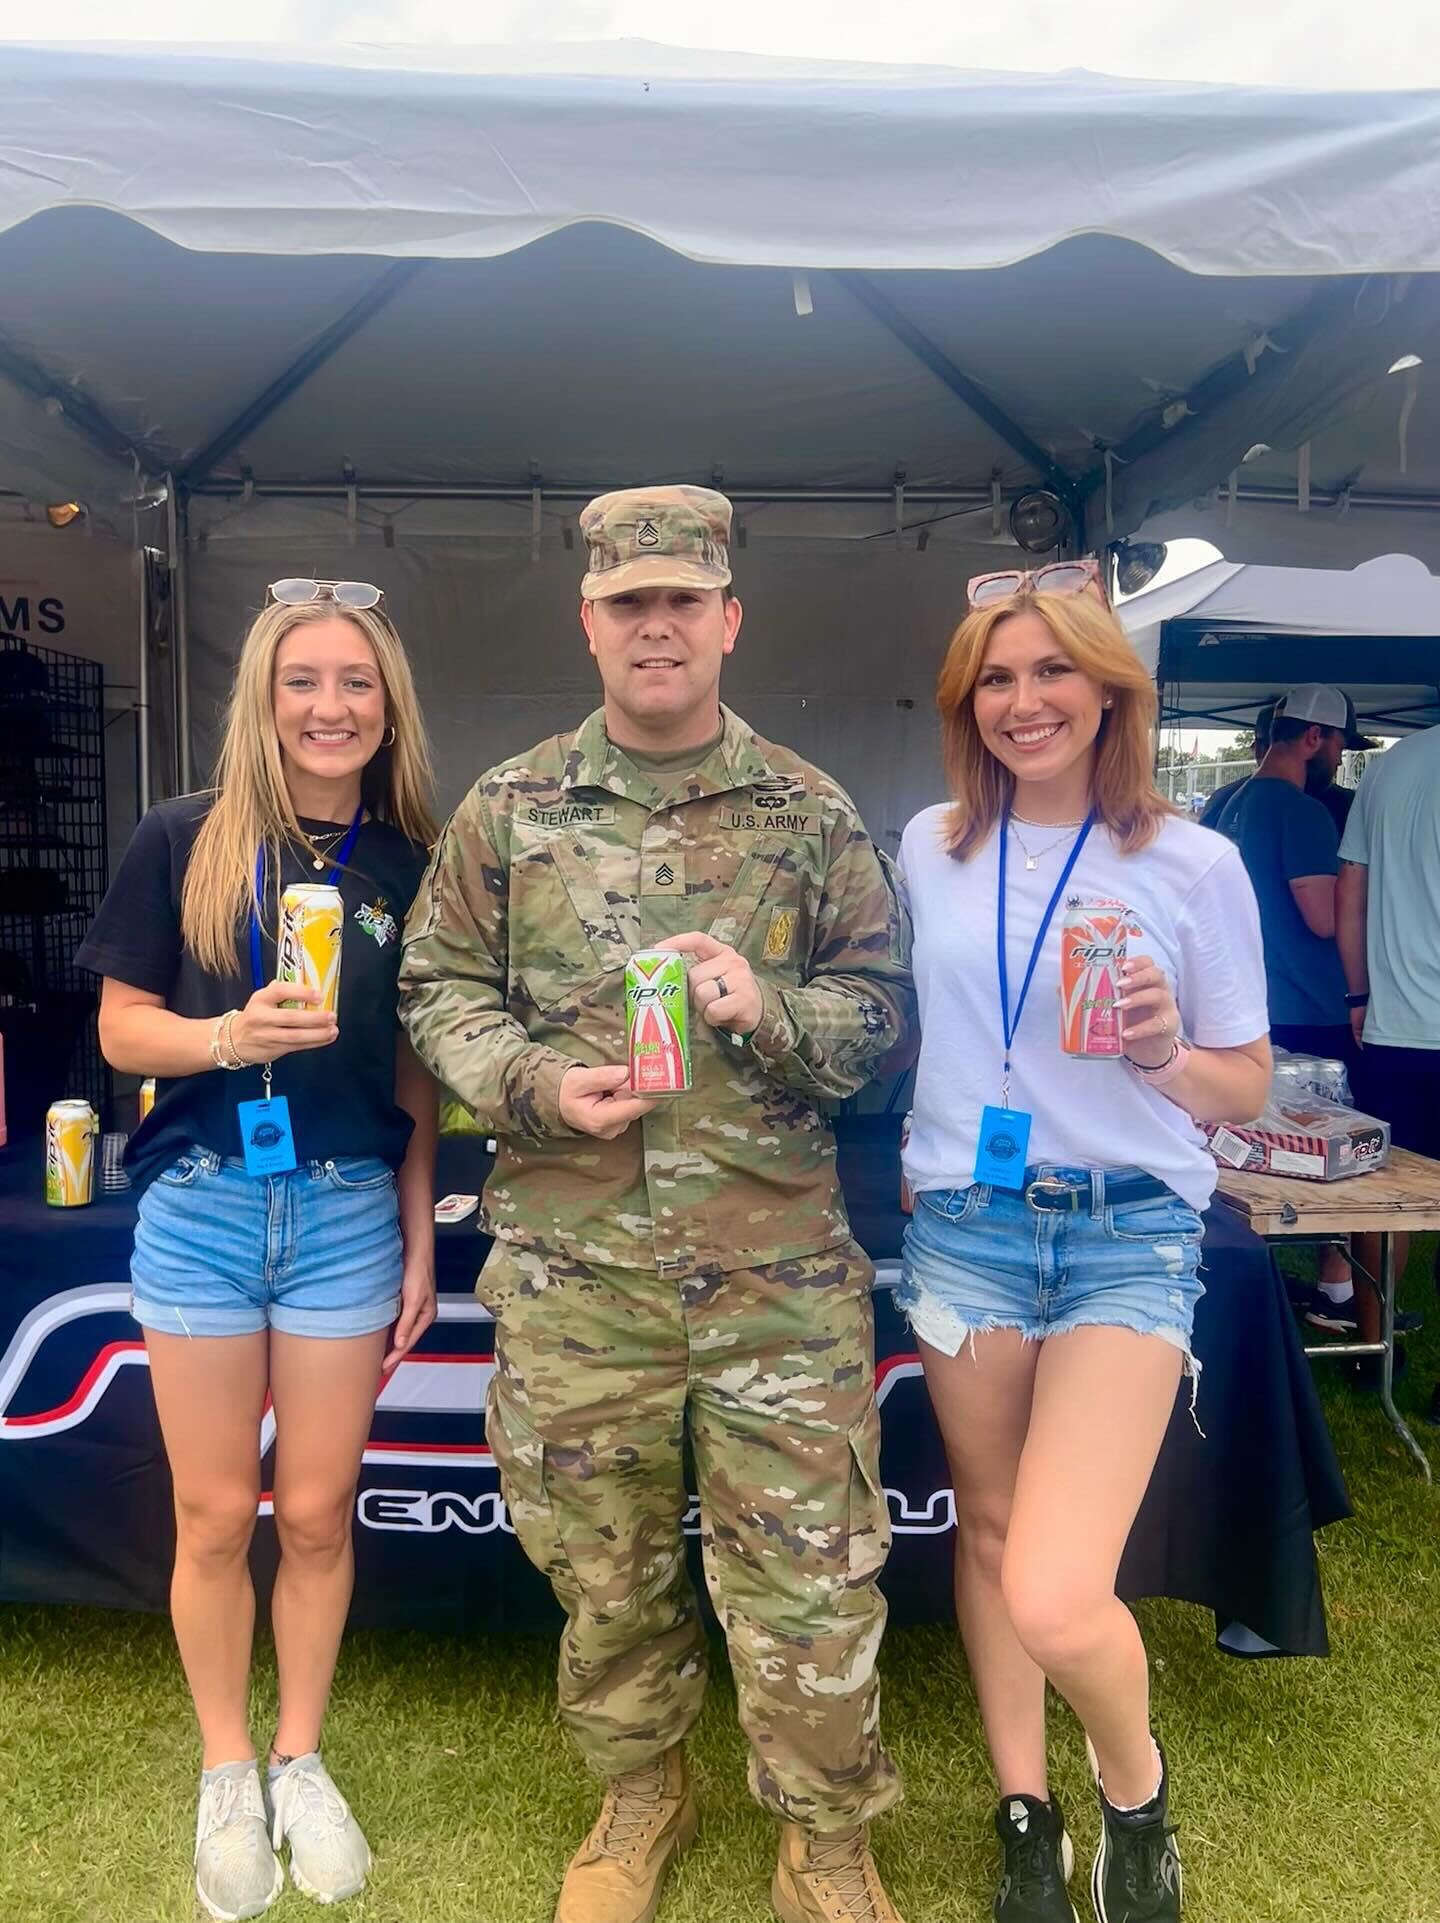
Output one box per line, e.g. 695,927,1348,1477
4,1241,1439,1923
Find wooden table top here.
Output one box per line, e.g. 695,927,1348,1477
1214,1146,1440,1238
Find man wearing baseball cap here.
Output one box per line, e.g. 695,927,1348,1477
1213,685,1370,1327
400,485,915,1923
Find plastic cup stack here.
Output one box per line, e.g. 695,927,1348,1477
100,1131,130,1192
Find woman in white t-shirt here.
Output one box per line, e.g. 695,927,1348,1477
898,571,1270,1923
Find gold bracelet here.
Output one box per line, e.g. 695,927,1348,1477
210,1010,246,1071
222,1008,247,1068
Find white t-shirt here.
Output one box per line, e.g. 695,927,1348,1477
1337,727,1440,1050
900,806,1270,1211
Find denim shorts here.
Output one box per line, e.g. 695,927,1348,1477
898,1167,1205,1365
132,1146,403,1339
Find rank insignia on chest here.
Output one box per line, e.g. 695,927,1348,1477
642,854,686,897
763,907,798,961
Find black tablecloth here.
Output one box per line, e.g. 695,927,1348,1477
0,1118,1350,1653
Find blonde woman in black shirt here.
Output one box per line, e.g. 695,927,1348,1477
80,582,437,1920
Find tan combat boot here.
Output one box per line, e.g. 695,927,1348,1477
772,1822,906,1923
554,1746,698,1923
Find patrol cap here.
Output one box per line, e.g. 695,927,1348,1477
579,484,733,600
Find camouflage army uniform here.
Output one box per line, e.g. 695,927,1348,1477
399,703,914,1830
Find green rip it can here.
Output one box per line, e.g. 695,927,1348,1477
625,949,692,1097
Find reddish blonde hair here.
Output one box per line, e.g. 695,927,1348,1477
936,589,1172,859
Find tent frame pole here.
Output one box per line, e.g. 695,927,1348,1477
136,547,151,815
166,476,192,794
178,263,426,491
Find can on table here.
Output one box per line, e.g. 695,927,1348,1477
277,884,344,1012
46,1099,97,1207
138,1077,156,1124
1060,896,1131,1059
625,950,692,1096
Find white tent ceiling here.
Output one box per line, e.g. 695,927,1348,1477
2,41,1438,826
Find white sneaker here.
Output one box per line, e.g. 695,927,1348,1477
194,1763,284,1922
270,1753,373,1904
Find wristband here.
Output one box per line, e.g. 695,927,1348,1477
1345,991,1370,1009
1127,1038,1192,1087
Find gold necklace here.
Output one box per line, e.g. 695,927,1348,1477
304,826,348,872
1007,817,1083,872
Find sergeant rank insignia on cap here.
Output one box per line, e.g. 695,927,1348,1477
579,484,734,599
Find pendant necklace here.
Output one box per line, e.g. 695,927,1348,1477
1007,813,1085,872
304,826,348,872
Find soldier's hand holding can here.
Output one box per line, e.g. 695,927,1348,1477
558,1063,657,1139
655,931,765,1038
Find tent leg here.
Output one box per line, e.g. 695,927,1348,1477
136,548,151,815
166,477,192,793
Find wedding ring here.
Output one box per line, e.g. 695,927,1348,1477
715,975,729,1001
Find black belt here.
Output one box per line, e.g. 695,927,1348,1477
1022,1169,1173,1212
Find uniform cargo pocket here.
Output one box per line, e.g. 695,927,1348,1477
845,1400,892,1587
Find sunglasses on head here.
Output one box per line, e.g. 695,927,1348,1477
966,557,1105,610
267,578,385,611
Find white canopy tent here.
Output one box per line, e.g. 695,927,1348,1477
1119,552,1440,734
2,41,1439,834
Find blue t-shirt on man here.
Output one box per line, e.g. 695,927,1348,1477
1214,775,1346,1026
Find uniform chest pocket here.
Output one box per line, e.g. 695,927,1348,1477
708,835,817,975
510,828,631,1016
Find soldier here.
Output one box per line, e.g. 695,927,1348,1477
399,486,915,1923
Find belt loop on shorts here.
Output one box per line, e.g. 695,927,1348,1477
1090,1168,1106,1220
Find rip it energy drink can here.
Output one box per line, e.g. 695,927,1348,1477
1059,897,1131,1058
625,950,692,1096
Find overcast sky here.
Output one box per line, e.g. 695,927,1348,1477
0,0,1434,88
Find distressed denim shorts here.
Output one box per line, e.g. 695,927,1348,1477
898,1167,1205,1366
132,1145,402,1339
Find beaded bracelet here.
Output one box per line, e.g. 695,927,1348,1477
210,1010,247,1071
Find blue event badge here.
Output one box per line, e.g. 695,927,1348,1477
236,1096,298,1177
973,1105,1032,1191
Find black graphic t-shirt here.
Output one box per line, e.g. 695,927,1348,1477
77,795,429,1197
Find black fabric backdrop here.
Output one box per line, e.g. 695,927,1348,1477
0,1118,1350,1654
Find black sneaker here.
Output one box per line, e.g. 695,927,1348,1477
993,1794,1078,1923
1305,1299,1425,1337
1301,1289,1359,1334
1090,1742,1182,1922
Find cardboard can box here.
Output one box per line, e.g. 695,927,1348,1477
1206,1092,1391,1183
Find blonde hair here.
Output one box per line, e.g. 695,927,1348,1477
181,600,437,976
936,589,1172,859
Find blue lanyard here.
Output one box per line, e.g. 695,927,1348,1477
997,806,1095,1100
249,806,364,994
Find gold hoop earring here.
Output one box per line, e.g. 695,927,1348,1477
380,724,397,748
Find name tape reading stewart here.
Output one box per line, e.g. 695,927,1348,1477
523,803,618,827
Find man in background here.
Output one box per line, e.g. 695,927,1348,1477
1203,695,1372,833
1338,721,1440,1413
1214,686,1361,1330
